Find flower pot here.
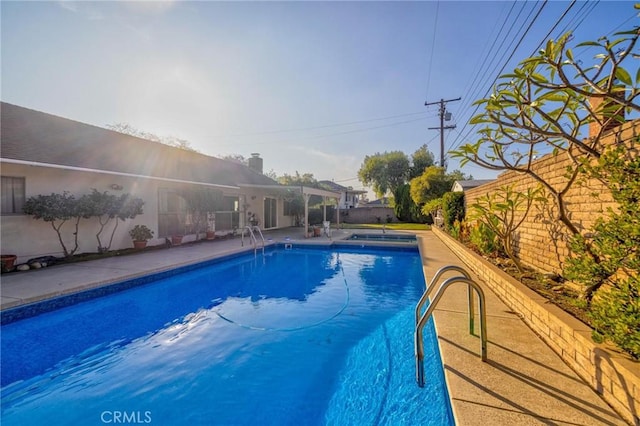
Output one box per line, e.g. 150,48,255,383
172,235,183,245
133,240,148,250
313,227,321,237
1,254,17,273
206,230,216,240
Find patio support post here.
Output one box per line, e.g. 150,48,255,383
323,196,327,222
304,192,311,238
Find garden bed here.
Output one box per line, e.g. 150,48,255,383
432,226,639,425
472,250,591,326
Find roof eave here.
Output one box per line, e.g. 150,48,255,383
1,158,240,190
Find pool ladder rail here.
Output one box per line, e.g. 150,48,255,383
241,225,265,255
415,265,487,388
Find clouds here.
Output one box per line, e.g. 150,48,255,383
57,1,104,20
58,0,176,18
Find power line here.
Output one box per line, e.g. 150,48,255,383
449,0,633,156
216,114,436,149
449,1,549,153
532,0,576,54
211,110,433,139
424,0,440,101
448,1,537,151
456,1,517,115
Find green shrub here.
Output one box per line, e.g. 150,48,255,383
564,144,640,359
441,192,464,231
469,221,499,256
450,220,462,239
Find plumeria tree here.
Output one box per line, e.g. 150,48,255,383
469,185,543,273
452,24,639,236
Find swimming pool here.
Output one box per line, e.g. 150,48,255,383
345,233,417,242
1,246,453,425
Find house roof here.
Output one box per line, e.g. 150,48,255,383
452,179,495,191
318,180,366,194
364,197,391,206
0,102,278,188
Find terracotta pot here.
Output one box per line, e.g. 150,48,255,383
206,231,216,240
172,235,183,245
1,254,17,272
133,240,147,250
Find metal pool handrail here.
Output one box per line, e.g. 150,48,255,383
415,273,487,388
415,265,474,333
241,225,265,255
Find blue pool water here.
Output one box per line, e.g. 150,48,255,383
1,246,453,426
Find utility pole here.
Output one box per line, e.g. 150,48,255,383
425,97,461,169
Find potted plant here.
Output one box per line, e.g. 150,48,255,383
129,225,154,249
1,254,17,273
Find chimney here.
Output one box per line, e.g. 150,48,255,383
248,153,263,174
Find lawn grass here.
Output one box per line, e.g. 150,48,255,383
340,223,430,231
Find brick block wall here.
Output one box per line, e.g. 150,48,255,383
339,207,397,224
463,120,639,274
433,227,640,425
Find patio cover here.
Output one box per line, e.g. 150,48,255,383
239,184,341,236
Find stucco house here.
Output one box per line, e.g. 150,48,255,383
318,180,366,209
451,179,495,192
1,102,338,263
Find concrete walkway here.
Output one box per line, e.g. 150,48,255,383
0,228,627,425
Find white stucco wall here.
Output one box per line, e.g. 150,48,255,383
2,164,298,263
1,163,160,263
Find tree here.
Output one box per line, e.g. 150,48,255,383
409,144,436,179
221,154,249,165
106,123,198,152
359,147,440,222
393,184,414,222
23,192,89,257
451,24,639,237
409,166,453,206
82,189,145,252
469,185,542,273
358,151,409,198
422,198,443,221
409,167,471,222
277,171,317,186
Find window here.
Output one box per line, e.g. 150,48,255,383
1,176,25,214
158,188,187,237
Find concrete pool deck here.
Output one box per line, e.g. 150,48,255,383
0,228,628,425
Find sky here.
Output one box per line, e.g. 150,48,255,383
2,0,638,197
